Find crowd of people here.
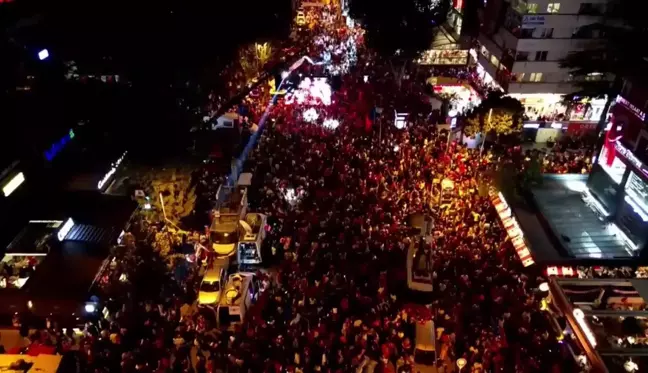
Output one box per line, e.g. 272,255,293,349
0,4,602,373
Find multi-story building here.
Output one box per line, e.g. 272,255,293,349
475,0,609,121
587,77,648,250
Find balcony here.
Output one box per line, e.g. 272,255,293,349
511,61,564,74
507,82,577,95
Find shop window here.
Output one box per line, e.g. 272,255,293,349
526,3,538,13
535,51,548,61
547,3,561,13
529,73,543,82
516,51,530,61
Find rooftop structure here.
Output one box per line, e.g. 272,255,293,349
0,192,137,322
549,278,648,373
494,173,643,275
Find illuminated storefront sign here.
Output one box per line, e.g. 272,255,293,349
418,50,469,65
615,142,648,177
573,308,597,347
546,266,576,277
491,191,535,267
97,151,127,190
45,129,75,161
2,172,25,197
616,95,646,121
57,218,75,241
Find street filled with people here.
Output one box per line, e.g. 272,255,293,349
1,4,600,373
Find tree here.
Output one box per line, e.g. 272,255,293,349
350,0,451,87
560,0,648,133
462,92,524,144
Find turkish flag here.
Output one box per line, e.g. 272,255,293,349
604,116,623,166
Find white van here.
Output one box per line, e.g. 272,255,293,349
212,112,239,130
414,320,438,372
217,272,259,326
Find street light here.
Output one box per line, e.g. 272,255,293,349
457,358,467,372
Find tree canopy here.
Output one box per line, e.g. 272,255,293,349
350,0,450,63
463,92,524,137
560,0,648,99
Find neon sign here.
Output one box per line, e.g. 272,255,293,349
97,151,127,190
45,129,75,161
57,218,74,241
616,95,646,121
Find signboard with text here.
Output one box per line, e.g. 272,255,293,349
522,15,545,28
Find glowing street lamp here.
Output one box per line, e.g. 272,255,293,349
457,358,467,372
38,49,49,61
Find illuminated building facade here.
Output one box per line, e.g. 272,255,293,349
475,0,610,120
587,79,648,253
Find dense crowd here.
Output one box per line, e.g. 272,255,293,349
0,5,595,373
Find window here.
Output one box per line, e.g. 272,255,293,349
539,28,554,38
579,2,604,15
529,73,543,82
547,3,560,13
520,28,535,38
535,51,548,61
516,51,530,61
513,73,525,82
526,2,538,13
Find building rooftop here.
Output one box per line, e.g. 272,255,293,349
5,221,61,255
550,278,648,373
506,174,636,266
531,176,631,259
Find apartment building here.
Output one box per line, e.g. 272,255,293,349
475,0,609,121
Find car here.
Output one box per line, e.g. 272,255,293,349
198,264,228,306
296,11,306,26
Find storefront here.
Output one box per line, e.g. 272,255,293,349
427,81,482,114
567,97,608,122
506,93,567,121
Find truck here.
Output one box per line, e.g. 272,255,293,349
210,181,248,258
237,213,268,265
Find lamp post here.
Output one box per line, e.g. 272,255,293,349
480,108,493,158
457,358,467,372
